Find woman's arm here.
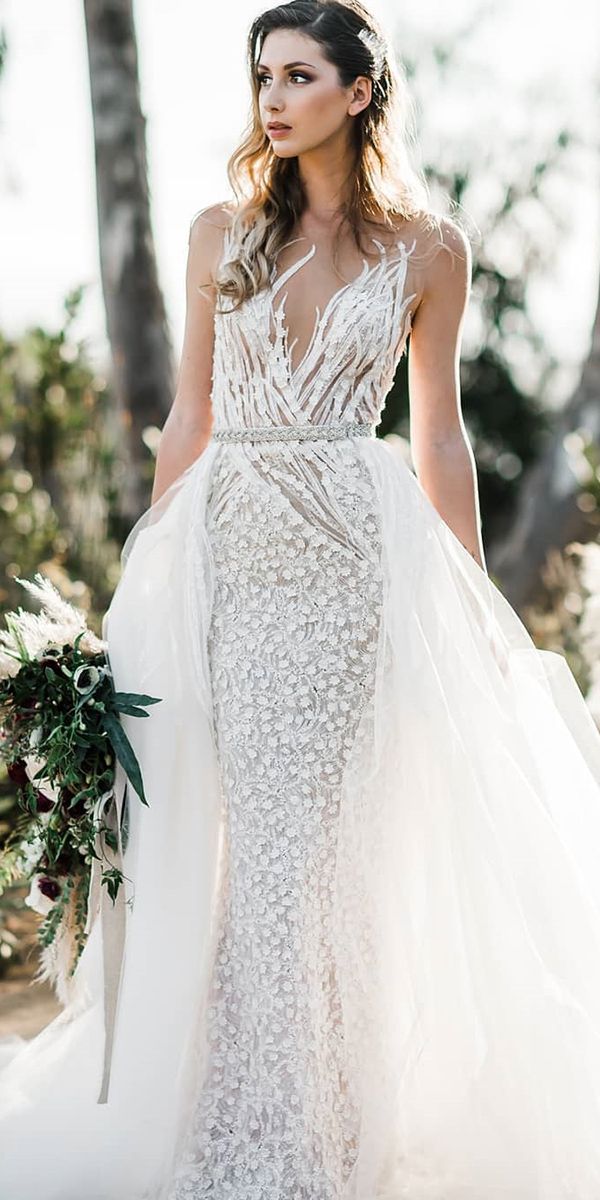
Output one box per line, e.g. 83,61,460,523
150,205,227,506
407,218,486,572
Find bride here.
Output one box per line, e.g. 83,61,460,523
3,2,600,1198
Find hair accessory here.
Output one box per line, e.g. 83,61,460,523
357,25,385,72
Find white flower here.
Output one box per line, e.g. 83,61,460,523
0,650,21,681
78,630,107,657
14,573,85,631
0,573,105,666
24,875,58,917
73,663,100,693
18,834,45,873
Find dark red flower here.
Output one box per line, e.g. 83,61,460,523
37,656,62,673
34,789,55,813
38,877,61,901
7,759,29,786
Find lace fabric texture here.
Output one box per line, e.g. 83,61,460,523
168,448,384,1199
167,225,416,1197
3,216,600,1199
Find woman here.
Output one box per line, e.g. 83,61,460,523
3,2,600,1197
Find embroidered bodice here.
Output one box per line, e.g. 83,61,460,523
210,222,419,433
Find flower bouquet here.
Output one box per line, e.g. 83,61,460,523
0,573,160,1001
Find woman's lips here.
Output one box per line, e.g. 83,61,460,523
267,125,292,139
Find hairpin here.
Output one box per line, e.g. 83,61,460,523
357,25,385,70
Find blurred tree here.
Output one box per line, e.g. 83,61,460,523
383,10,597,576
489,252,600,606
83,0,174,534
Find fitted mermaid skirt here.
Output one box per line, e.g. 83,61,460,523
167,440,385,1197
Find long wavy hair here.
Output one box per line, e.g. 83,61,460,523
216,0,438,310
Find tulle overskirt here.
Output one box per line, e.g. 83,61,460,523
1,436,600,1198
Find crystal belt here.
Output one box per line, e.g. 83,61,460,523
211,420,376,444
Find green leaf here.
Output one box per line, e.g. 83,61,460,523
101,713,149,807
114,704,150,718
102,868,123,904
112,691,162,708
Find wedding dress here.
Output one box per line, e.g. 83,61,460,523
3,214,600,1200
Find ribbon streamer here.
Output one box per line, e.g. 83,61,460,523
91,759,129,1105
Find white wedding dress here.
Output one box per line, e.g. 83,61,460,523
3,215,600,1199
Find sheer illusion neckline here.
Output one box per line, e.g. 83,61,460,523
266,235,416,381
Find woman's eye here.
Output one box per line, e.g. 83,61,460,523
256,72,310,86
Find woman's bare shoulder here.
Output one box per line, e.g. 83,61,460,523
188,200,238,244
388,215,472,321
391,210,471,262
408,213,473,338
185,202,239,292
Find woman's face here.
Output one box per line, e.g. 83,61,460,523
256,30,371,158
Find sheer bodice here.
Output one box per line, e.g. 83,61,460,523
200,220,422,576
210,221,419,430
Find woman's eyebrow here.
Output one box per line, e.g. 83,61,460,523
256,60,317,71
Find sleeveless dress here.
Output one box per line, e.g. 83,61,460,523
3,217,600,1200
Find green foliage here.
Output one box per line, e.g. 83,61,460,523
0,287,123,617
0,292,125,975
0,625,160,980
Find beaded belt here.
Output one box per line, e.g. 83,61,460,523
211,420,376,444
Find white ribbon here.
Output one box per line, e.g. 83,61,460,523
83,759,129,1105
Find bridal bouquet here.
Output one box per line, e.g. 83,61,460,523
0,573,161,994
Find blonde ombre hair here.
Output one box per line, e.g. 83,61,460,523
215,0,438,311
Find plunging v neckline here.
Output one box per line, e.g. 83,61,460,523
267,236,412,382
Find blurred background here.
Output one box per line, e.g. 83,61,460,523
0,0,599,1028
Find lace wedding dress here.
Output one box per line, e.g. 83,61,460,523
3,214,600,1199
